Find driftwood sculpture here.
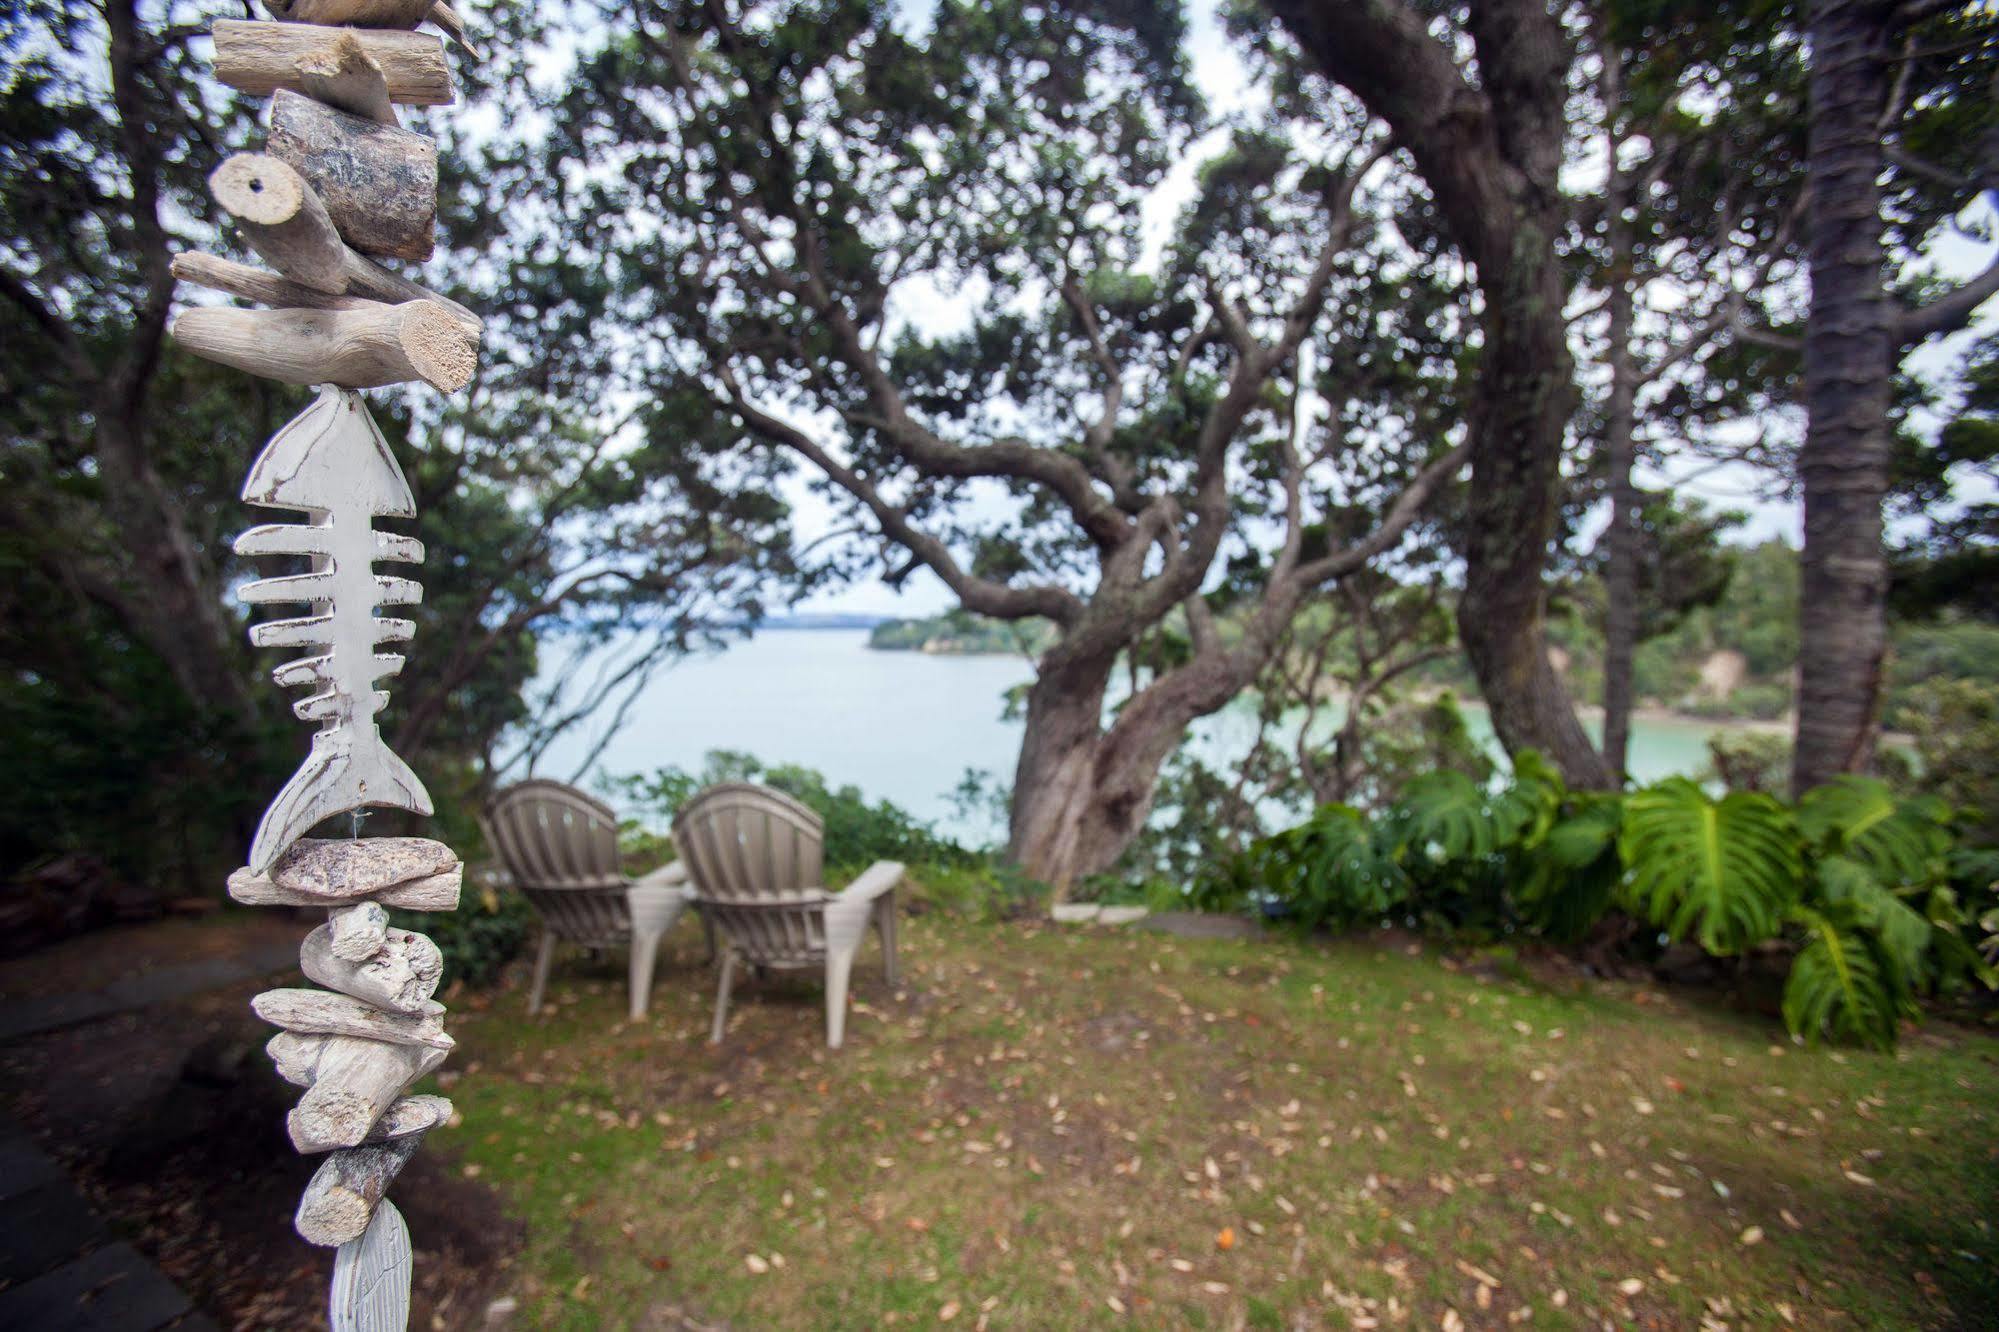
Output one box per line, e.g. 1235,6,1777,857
171,5,479,1328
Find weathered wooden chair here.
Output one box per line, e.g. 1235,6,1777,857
483,779,708,1020
673,782,902,1048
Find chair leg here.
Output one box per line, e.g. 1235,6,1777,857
825,947,857,1049
528,930,557,1015
876,891,900,987
628,926,663,1022
700,910,718,965
709,950,738,1045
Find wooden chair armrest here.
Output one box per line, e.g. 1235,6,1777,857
831,861,904,905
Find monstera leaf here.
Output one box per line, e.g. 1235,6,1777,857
1518,793,1625,942
1621,778,1801,954
1393,771,1504,862
1255,804,1410,930
1797,776,1952,889
1814,854,1933,981
1784,902,1909,1051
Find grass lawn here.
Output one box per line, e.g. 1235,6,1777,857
435,908,1998,1330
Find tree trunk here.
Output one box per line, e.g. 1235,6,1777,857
1005,639,1264,893
1457,236,1610,788
91,409,257,724
1794,0,1892,794
1006,653,1125,893
1601,150,1641,781
1262,0,1611,791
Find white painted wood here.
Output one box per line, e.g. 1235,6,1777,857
235,391,435,875
329,901,391,962
253,988,453,1050
301,923,443,1013
296,1133,425,1246
329,1197,412,1332
212,20,454,107
171,300,476,391
269,90,436,260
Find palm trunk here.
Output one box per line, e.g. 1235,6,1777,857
1794,0,1892,794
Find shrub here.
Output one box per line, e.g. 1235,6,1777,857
1703,732,1791,793
1201,759,1997,1050
1888,677,1999,844
395,873,537,989
610,751,980,874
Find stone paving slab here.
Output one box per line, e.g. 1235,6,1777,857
0,1240,211,1331
0,943,297,1043
0,1128,217,1331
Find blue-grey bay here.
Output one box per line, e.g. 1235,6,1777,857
534,629,1756,845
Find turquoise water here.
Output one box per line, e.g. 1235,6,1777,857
535,629,1759,843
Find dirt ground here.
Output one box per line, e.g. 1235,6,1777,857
0,912,524,1331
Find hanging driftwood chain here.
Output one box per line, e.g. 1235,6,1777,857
172,4,480,1328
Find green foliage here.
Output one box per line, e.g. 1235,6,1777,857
395,879,537,989
1783,903,1909,1052
1703,732,1791,794
1888,678,1999,844
610,751,979,876
1210,761,1996,1050
868,611,1055,656
1621,779,1800,954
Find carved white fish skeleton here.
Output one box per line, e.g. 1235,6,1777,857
236,386,431,876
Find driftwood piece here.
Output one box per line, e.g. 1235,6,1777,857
296,1132,426,1246
329,901,391,962
426,1,477,55
210,152,346,294
253,988,453,1050
261,836,458,899
173,251,376,314
230,866,459,910
170,300,476,392
212,20,454,107
265,0,436,26
268,1031,448,1152
330,1198,412,1332
301,922,443,1013
297,32,399,125
358,1093,452,1142
205,154,478,328
228,836,461,910
270,90,436,261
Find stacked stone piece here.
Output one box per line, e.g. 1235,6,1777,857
172,4,481,1329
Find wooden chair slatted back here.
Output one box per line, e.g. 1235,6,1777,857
674,784,829,965
673,784,824,904
485,779,631,947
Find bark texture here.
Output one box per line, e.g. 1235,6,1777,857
1265,0,1611,789
1794,0,1893,793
